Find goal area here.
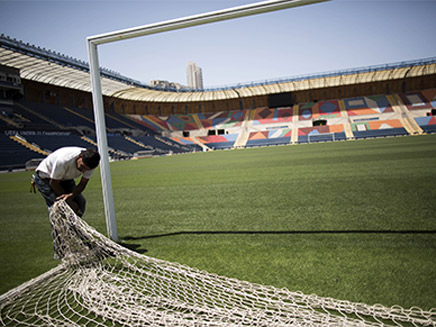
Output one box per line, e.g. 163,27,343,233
1,200,434,326
308,132,336,143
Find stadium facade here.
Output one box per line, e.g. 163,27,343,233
1,34,435,116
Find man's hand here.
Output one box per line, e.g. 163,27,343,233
56,193,74,201
56,193,82,216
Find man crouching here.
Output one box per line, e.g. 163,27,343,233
34,147,100,217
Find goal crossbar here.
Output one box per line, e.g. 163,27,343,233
87,0,330,241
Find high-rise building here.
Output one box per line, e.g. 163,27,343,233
186,61,203,90
148,80,186,90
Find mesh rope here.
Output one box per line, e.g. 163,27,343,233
1,200,435,326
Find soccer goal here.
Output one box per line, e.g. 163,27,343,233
87,0,331,242
308,132,336,143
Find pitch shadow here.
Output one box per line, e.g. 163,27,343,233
118,242,148,254
122,229,436,241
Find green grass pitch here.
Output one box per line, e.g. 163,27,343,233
1,135,435,309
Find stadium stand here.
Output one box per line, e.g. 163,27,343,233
350,119,408,139
106,112,155,132
131,135,195,154
246,130,292,147
198,110,247,129
298,126,347,143
1,34,436,171
399,89,436,134
0,133,45,170
23,133,94,153
65,106,155,133
196,133,239,150
2,88,436,171
3,89,436,171
128,115,168,133
11,103,57,129
342,95,409,140
24,102,95,129
415,115,436,133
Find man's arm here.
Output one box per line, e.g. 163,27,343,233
52,177,89,215
54,177,89,202
49,179,66,196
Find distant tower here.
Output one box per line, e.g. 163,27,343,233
186,61,203,90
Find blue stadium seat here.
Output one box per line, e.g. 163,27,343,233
24,134,94,152
0,134,45,170
353,128,408,139
246,137,291,147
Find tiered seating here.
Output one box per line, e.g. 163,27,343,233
0,116,9,127
252,107,293,125
129,115,172,133
132,135,190,154
244,107,293,147
85,135,192,156
112,113,156,134
25,102,95,129
198,110,247,129
156,136,198,152
298,126,347,143
130,110,248,134
169,136,203,152
399,90,434,112
2,89,435,171
165,114,199,131
66,106,153,132
344,95,393,116
196,134,238,150
82,135,136,157
106,135,145,154
415,116,436,133
24,134,93,152
11,104,56,129
0,134,45,170
344,95,408,139
351,119,408,139
399,89,436,134
296,101,347,143
246,129,292,147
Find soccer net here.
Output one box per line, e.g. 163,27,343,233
1,201,435,326
308,132,336,143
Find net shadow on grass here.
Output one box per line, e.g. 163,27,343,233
122,229,436,240
118,242,148,253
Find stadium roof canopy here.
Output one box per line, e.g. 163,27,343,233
1,34,436,103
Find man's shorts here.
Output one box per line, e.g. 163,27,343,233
34,172,86,216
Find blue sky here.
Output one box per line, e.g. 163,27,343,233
1,0,436,88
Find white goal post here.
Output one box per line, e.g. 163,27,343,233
308,132,336,143
87,0,330,241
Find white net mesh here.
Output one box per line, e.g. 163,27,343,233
1,200,435,326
